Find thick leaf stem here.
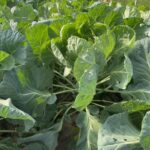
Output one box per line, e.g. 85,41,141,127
96,76,110,86
54,89,77,95
54,70,75,88
93,99,114,104
92,102,105,108
53,84,75,90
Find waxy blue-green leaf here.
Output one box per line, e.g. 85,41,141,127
18,121,63,150
140,111,150,150
22,143,47,150
0,138,21,150
76,109,100,150
110,55,133,89
123,38,150,100
19,130,58,150
98,113,141,150
135,24,150,40
0,98,35,131
129,38,150,86
0,30,28,68
0,63,55,117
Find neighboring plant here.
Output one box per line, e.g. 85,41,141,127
0,0,150,149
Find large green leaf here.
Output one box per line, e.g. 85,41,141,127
22,143,47,150
0,30,28,68
98,113,141,150
141,11,150,25
75,13,89,29
135,24,150,40
95,31,116,59
73,65,98,109
0,98,35,131
60,23,78,42
73,46,95,81
140,111,150,150
0,51,15,70
49,18,70,36
25,24,51,61
73,43,105,109
92,23,107,36
19,130,58,150
76,109,100,150
0,138,21,150
124,17,143,28
12,4,36,22
18,122,62,150
75,13,92,38
88,3,110,22
0,63,55,116
124,6,140,18
123,6,142,28
104,100,150,114
129,38,150,86
104,10,123,27
73,43,105,81
51,38,67,66
79,65,98,95
0,51,9,61
67,36,90,65
113,25,135,52
123,38,150,100
110,55,133,89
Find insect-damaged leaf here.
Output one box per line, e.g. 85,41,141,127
73,43,105,109
98,113,141,150
110,55,133,89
